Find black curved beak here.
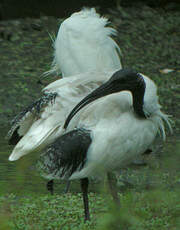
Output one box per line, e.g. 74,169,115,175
63,79,121,129
63,69,145,129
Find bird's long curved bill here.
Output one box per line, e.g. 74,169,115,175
63,80,119,129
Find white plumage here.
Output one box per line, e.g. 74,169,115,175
68,73,171,180
51,8,121,77
38,69,172,220
7,8,122,161
6,7,172,222
40,70,171,180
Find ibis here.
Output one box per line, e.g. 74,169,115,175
7,8,122,193
7,8,121,161
38,69,172,221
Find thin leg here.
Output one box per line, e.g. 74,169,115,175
64,181,71,193
47,180,54,195
80,178,90,221
107,172,120,206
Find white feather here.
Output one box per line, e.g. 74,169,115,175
8,8,122,161
67,74,172,179
49,8,121,77
8,71,117,161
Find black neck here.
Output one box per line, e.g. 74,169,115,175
63,70,147,130
132,82,146,119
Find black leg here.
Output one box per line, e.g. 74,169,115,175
107,172,120,206
80,178,90,221
47,180,54,195
64,181,71,193
143,148,152,155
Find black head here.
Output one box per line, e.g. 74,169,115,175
64,69,146,129
107,69,145,91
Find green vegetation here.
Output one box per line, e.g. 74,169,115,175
0,143,179,229
0,188,179,230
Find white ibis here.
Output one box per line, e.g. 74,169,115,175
38,69,172,221
7,8,122,193
7,8,121,160
49,7,121,77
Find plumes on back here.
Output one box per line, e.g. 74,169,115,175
37,128,92,180
8,71,115,161
7,8,122,161
49,8,122,77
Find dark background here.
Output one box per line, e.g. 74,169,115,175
0,0,179,20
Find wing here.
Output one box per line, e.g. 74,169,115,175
37,128,92,180
7,92,57,145
51,8,121,77
8,71,112,161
